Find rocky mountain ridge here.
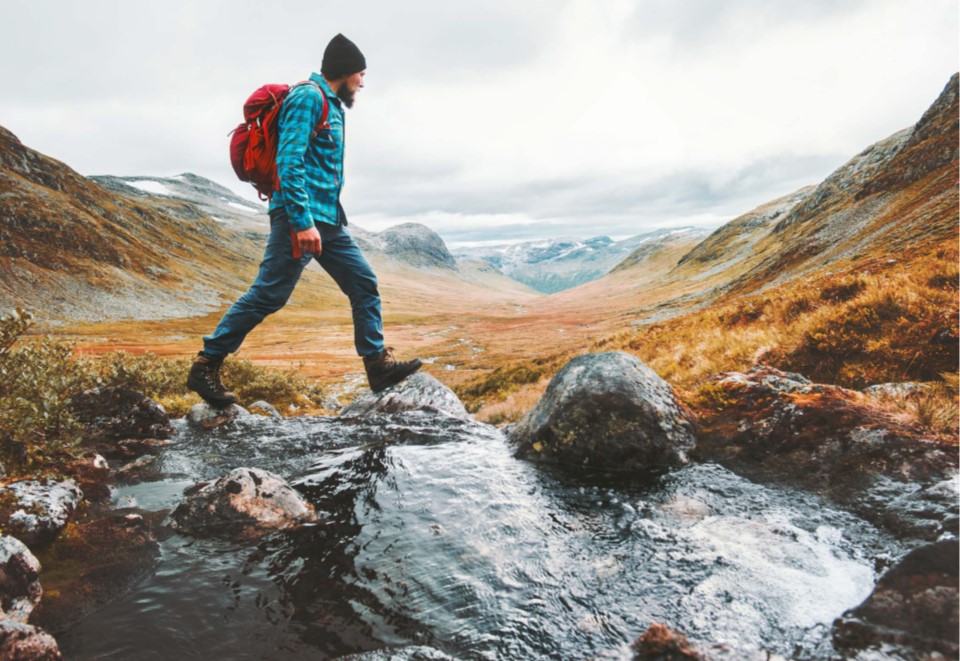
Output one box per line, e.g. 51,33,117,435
91,173,268,233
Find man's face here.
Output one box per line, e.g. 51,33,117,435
335,70,365,109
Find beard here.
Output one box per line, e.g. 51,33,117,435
335,82,356,108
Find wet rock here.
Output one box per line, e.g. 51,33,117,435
70,387,175,448
337,645,459,660
509,352,696,471
63,456,111,502
629,623,783,660
0,620,62,660
341,372,470,420
115,454,159,481
185,402,251,429
167,467,316,535
248,400,281,418
30,511,160,634
692,366,958,538
631,623,707,660
322,395,342,411
0,481,82,547
833,539,959,659
0,536,42,622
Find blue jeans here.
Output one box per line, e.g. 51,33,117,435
202,208,384,359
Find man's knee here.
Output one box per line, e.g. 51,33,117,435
241,284,293,314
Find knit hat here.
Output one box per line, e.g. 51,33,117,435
321,34,366,79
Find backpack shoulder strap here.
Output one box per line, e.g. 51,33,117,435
290,80,330,137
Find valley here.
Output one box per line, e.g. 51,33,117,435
1,74,956,426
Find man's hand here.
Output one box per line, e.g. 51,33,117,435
296,226,322,255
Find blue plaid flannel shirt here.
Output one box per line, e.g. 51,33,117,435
269,72,345,232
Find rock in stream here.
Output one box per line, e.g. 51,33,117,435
509,351,696,471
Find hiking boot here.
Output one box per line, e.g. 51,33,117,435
364,347,423,392
186,354,237,408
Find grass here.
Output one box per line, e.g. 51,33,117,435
459,242,959,437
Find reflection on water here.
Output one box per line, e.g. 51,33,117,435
58,413,901,660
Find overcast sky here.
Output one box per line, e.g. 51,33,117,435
3,0,957,246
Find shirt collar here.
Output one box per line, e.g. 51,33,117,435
309,72,341,107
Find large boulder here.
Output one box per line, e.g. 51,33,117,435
0,481,82,548
692,366,959,538
341,372,470,420
508,352,696,471
167,467,316,536
0,536,42,622
833,540,958,659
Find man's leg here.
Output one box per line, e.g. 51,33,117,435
202,210,310,358
189,209,309,406
315,223,384,358
317,224,421,391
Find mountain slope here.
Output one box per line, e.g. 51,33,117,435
91,173,268,233
0,126,265,322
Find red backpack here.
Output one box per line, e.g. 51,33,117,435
229,81,329,200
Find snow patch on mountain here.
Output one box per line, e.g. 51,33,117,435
454,229,706,293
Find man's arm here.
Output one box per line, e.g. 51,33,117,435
275,86,328,252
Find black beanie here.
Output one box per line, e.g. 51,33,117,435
321,34,366,79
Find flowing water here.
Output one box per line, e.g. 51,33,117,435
57,412,904,660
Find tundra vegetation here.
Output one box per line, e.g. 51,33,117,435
0,308,326,475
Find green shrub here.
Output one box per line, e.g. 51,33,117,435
91,351,193,397
0,309,91,471
221,358,325,410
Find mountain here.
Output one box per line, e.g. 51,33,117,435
453,229,707,293
352,223,458,270
0,125,535,328
91,174,268,233
0,126,264,323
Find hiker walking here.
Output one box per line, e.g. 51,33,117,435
188,34,422,407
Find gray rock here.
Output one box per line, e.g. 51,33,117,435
0,536,42,622
833,539,958,659
248,400,281,418
185,402,251,429
863,382,930,398
509,352,695,471
322,395,342,411
167,467,316,535
0,481,82,547
341,372,470,420
0,620,62,660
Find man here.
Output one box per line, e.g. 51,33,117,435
187,34,422,408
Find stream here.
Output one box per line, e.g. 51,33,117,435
57,411,905,660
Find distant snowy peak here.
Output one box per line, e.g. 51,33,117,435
454,229,705,293
91,173,267,231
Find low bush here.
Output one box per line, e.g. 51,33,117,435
0,309,328,474
0,309,91,472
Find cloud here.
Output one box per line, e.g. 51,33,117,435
1,0,957,245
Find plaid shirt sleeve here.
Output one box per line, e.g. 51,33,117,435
275,85,326,232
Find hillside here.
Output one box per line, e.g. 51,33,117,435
0,126,265,323
456,73,958,419
91,173,269,233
